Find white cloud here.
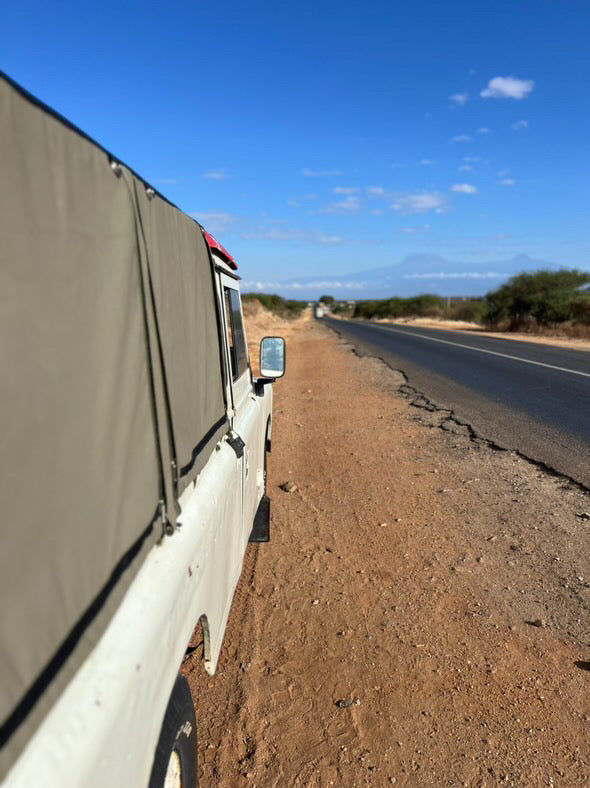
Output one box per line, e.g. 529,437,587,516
477,127,490,134
511,119,529,130
452,183,478,194
322,196,360,214
450,92,469,105
451,134,471,143
459,164,474,172
392,193,446,215
404,271,503,280
333,186,358,194
481,76,534,99
287,193,318,206
242,279,367,291
367,186,386,196
487,233,511,241
399,224,430,234
499,178,515,186
203,169,227,181
418,159,434,165
241,228,344,244
302,167,342,177
190,211,236,233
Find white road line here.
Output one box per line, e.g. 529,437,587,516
370,324,590,379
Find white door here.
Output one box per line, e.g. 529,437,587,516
219,278,265,549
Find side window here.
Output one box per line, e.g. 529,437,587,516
224,289,237,379
224,287,248,381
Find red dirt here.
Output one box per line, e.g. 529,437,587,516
183,312,590,786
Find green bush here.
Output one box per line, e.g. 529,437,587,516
570,294,590,324
331,302,354,316
448,299,487,323
485,269,590,329
353,294,446,320
401,294,446,318
349,271,590,330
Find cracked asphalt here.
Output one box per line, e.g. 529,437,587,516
324,318,590,488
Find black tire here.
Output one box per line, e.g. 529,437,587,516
149,675,198,788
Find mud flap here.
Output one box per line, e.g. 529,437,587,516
249,495,270,542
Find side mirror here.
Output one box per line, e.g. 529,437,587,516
260,337,286,379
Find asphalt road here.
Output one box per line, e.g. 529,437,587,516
324,317,590,487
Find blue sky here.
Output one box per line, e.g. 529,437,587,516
4,0,590,290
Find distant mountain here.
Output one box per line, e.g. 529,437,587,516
274,254,564,299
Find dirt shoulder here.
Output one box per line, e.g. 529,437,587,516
183,314,590,786
367,316,590,352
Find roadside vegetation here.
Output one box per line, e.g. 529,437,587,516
242,292,307,319
485,269,590,330
352,294,486,323
349,269,590,335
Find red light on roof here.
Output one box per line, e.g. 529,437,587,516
203,230,238,270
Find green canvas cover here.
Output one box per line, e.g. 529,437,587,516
132,178,227,492
0,74,227,772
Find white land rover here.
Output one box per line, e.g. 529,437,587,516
0,73,285,787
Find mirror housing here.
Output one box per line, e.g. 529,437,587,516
260,336,286,378
254,337,286,394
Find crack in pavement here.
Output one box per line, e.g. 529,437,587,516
338,335,590,495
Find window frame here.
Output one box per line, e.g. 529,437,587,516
222,285,249,384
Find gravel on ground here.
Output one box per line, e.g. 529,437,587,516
183,309,590,786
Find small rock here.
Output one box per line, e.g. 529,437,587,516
311,599,320,605
379,522,388,527
279,481,298,493
527,618,547,628
336,698,361,708
576,512,590,520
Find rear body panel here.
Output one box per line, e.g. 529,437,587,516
1,74,275,785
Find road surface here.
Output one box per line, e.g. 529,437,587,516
324,317,590,487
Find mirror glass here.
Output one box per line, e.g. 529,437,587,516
260,337,286,378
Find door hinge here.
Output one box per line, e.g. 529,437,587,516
160,499,175,536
